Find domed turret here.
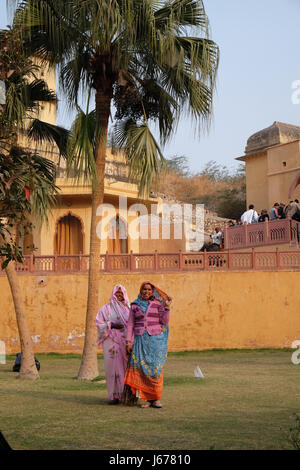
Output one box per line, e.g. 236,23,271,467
245,121,300,155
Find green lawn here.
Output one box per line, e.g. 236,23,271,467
0,350,299,450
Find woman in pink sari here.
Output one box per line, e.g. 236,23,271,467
96,285,130,404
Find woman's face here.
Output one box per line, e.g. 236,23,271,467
141,283,153,300
115,288,124,302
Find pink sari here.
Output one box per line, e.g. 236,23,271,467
96,285,130,400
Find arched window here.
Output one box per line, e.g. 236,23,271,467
107,216,128,254
54,213,84,254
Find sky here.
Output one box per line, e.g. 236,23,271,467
1,0,300,173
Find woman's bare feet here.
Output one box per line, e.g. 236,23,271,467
140,401,152,408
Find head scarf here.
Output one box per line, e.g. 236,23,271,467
132,281,169,313
110,284,129,306
96,284,130,346
109,284,130,323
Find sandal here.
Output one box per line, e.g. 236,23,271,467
150,401,163,408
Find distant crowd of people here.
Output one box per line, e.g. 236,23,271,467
200,199,300,252
238,200,300,225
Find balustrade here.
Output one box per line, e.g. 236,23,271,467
225,218,298,249
1,249,300,274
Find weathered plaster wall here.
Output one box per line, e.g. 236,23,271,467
1,271,300,353
245,152,268,212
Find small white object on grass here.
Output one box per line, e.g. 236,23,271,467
194,366,204,378
0,341,5,365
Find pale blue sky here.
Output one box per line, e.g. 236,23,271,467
1,0,300,173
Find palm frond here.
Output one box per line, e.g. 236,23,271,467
66,106,98,182
26,79,57,103
160,65,213,121
27,119,70,156
154,0,209,32
174,36,219,79
25,152,59,222
60,51,92,106
4,78,29,128
114,119,165,197
0,146,59,224
114,71,178,145
13,0,80,64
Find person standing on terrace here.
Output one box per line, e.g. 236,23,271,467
123,282,172,409
270,203,280,220
258,210,269,223
96,285,130,404
278,203,286,219
241,204,259,224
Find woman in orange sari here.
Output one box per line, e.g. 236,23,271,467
124,282,172,408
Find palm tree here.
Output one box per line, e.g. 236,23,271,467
13,0,219,380
0,26,68,379
1,148,60,380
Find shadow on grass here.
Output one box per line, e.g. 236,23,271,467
9,388,108,406
168,348,294,356
5,349,295,362
164,376,207,386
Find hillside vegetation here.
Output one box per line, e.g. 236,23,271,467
156,157,246,220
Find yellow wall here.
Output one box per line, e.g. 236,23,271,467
33,59,57,125
1,271,300,354
243,141,300,213
244,152,268,211
267,141,300,207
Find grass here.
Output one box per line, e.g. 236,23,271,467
0,350,299,450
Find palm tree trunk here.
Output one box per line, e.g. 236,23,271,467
5,261,40,380
77,87,112,380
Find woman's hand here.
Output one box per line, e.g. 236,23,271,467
126,342,132,355
165,296,172,308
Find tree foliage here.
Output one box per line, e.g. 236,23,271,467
10,0,220,380
0,147,58,267
13,0,219,195
165,155,190,176
158,157,246,219
0,26,65,267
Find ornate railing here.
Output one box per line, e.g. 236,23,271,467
224,219,300,249
1,249,300,274
7,254,90,274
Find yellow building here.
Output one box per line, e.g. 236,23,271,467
19,63,187,256
236,121,300,212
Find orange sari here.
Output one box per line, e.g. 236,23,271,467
124,282,169,402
